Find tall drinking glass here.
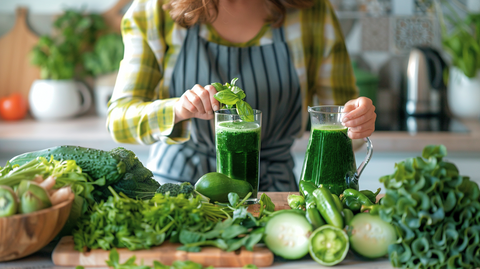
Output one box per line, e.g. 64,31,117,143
215,109,262,204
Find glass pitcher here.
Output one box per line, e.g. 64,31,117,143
299,106,373,196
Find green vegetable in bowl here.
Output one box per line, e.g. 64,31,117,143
263,210,312,259
308,225,349,266
0,185,18,217
346,213,396,259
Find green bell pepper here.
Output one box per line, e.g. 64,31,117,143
287,194,305,210
343,189,374,207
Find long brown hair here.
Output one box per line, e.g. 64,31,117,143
162,0,315,28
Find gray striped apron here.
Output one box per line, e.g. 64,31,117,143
147,24,302,191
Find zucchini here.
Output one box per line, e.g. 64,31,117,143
9,145,127,185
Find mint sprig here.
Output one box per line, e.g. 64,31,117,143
212,78,254,122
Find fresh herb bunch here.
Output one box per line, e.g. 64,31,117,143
73,187,276,253
73,187,230,251
377,145,480,268
212,78,254,122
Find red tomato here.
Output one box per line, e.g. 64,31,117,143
0,93,28,121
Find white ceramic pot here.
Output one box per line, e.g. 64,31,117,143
93,72,117,117
29,80,92,121
447,67,480,119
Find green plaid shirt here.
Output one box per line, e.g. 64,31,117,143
107,0,358,145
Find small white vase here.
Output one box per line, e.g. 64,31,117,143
29,80,92,121
93,72,117,117
447,67,480,119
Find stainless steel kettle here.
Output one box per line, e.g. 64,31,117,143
405,47,447,116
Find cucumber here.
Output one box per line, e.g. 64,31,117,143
194,172,252,203
9,145,127,185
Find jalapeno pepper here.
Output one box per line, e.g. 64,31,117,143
305,195,317,209
331,193,343,212
306,207,325,229
343,189,374,207
312,186,344,229
299,180,317,198
342,208,354,226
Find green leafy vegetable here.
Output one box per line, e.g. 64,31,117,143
212,78,255,122
377,145,480,268
73,188,230,251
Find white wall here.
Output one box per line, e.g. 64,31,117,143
0,0,118,14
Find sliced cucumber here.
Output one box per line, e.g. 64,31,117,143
263,210,312,260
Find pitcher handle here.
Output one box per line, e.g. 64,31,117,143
355,137,373,179
76,81,92,115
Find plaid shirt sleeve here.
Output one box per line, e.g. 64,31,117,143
302,0,358,106
106,0,190,145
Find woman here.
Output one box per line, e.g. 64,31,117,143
107,0,377,191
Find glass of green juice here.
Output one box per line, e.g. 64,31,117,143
215,109,262,204
299,106,373,196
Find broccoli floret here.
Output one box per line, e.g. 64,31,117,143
179,182,194,196
96,160,160,201
156,183,180,197
156,182,194,197
109,147,138,171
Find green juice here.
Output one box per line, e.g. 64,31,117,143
300,126,357,196
216,121,261,197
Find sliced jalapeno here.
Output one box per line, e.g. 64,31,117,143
309,225,349,266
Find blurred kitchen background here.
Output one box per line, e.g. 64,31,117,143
1,0,480,192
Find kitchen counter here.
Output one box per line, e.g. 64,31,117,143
1,115,480,155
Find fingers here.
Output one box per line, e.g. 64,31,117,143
342,97,377,139
205,85,220,111
174,84,220,123
347,117,376,139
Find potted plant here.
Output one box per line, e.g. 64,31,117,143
28,9,106,121
436,1,480,118
83,32,124,116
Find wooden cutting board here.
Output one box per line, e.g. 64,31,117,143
52,192,296,268
0,7,40,99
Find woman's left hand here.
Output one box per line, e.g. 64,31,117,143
343,97,376,139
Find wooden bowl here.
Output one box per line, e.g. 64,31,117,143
0,194,74,262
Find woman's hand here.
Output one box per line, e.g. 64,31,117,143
343,97,376,139
174,84,220,123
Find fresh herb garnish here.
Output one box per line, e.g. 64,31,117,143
212,78,254,122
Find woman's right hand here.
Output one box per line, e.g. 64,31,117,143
174,84,220,123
